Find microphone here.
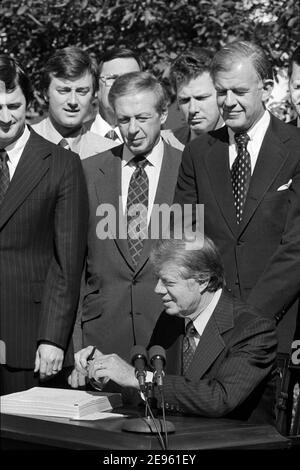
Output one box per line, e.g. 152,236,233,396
149,345,166,389
130,345,148,393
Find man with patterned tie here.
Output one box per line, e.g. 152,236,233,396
70,72,182,389
0,55,88,394
174,40,300,355
32,46,116,159
75,235,277,423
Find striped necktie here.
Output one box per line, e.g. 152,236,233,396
105,129,119,141
182,320,200,375
126,156,149,266
0,149,10,204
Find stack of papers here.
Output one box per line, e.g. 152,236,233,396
0,387,122,419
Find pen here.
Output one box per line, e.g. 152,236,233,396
87,346,96,362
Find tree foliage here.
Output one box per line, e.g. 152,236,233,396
0,0,299,114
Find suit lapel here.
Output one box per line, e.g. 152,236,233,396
93,145,134,270
239,116,290,234
186,291,234,379
135,143,182,272
204,128,238,236
0,130,51,230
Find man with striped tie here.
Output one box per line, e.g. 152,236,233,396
0,55,88,394
73,235,277,423
69,72,182,390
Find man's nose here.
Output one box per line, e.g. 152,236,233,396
154,279,166,295
67,90,79,108
224,90,237,107
188,97,198,114
0,107,12,123
128,118,138,134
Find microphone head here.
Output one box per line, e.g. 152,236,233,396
130,345,148,366
148,345,166,366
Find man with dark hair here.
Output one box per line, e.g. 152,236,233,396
86,47,142,143
288,46,300,127
0,55,88,394
74,235,277,423
32,46,115,158
162,49,223,150
69,71,182,389
174,40,300,355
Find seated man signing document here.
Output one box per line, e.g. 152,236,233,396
71,235,277,423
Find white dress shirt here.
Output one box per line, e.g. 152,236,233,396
185,288,222,346
121,138,164,224
4,125,31,180
89,113,123,144
228,110,271,173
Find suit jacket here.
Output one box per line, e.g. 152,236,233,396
81,142,182,361
161,126,190,152
289,118,298,127
0,130,88,368
174,114,300,353
149,291,277,423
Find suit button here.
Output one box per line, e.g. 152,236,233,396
237,240,244,246
132,279,137,285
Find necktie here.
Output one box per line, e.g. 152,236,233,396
105,129,119,141
59,138,70,150
231,132,251,224
182,320,199,375
126,156,149,266
0,149,10,204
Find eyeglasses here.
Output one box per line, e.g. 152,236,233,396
99,74,120,86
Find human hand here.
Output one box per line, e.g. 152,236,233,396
74,345,102,375
67,368,87,388
88,353,138,389
34,344,64,379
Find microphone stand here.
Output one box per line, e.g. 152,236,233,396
122,380,175,449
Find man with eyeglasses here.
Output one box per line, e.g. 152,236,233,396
85,48,142,144
32,46,116,158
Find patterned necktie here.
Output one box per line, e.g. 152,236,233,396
182,320,199,375
231,132,251,224
105,129,119,141
59,138,70,150
126,156,149,266
0,149,10,204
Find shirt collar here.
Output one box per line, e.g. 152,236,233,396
185,288,222,336
5,125,31,161
228,110,270,145
122,137,164,168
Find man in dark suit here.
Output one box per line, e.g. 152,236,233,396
174,40,300,354
0,55,88,394
288,46,300,127
162,49,223,151
72,72,182,380
75,235,277,423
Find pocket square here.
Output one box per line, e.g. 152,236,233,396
277,179,292,191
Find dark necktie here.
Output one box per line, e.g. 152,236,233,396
59,138,70,150
126,156,149,266
231,132,251,224
182,320,200,375
0,149,10,204
105,129,119,141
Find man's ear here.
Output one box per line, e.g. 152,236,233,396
262,79,274,102
160,106,168,126
43,89,49,104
